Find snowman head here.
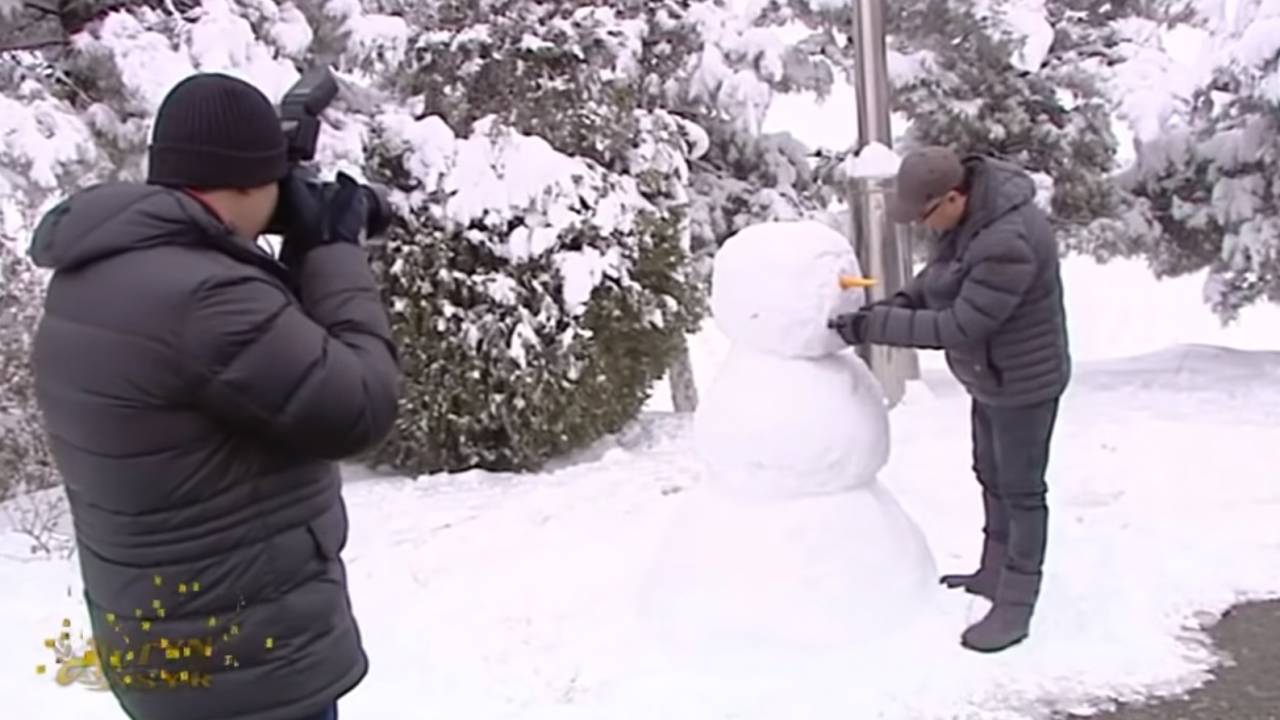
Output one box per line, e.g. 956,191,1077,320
710,220,871,358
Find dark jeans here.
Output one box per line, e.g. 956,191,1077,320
293,705,337,720
971,398,1059,576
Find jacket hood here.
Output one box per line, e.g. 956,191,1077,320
28,183,231,271
959,155,1037,233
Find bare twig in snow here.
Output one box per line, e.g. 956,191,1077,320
4,489,73,559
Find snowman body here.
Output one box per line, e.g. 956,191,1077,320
640,220,937,655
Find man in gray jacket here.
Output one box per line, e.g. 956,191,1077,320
29,73,399,719
830,146,1070,653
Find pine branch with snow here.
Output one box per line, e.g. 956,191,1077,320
0,59,107,227
776,0,1168,249
890,1,1123,237
1123,0,1280,322
611,2,839,252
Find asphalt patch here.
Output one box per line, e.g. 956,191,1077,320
1063,599,1280,720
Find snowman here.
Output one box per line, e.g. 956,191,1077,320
638,219,937,658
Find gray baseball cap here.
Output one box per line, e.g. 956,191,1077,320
887,146,965,224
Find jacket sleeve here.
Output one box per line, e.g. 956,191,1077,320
861,223,1036,349
181,243,401,459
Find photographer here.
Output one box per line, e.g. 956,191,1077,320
28,72,399,720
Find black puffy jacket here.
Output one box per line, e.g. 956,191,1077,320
862,156,1071,406
29,182,400,720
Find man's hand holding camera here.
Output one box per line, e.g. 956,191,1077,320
268,67,390,271
277,170,368,269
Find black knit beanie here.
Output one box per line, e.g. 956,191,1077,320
147,73,288,189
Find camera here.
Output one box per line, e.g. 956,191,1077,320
265,67,392,239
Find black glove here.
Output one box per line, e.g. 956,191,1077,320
278,170,367,268
828,310,871,345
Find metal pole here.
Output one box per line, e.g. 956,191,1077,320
849,0,918,408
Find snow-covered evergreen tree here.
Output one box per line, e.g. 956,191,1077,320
1123,0,1280,321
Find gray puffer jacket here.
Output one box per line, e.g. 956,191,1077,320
29,182,400,720
862,156,1071,406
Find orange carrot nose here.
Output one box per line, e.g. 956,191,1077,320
838,274,877,290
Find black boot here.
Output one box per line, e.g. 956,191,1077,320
960,568,1040,653
939,539,1005,600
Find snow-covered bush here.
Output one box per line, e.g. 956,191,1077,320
1123,0,1280,321
357,1,855,471
0,58,102,500
367,117,698,472
363,4,705,471
0,240,59,501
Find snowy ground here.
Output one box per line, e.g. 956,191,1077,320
3,252,1279,719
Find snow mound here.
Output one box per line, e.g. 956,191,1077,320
710,220,867,358
846,141,901,179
